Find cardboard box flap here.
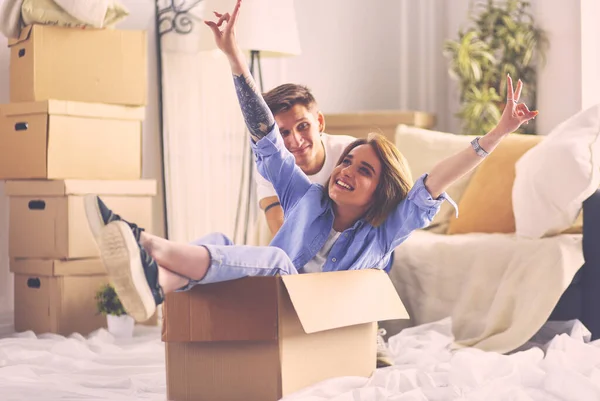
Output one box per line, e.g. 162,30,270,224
281,269,408,334
162,276,281,343
7,25,33,46
5,180,157,196
10,259,106,276
0,100,145,120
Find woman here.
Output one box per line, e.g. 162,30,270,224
87,0,538,323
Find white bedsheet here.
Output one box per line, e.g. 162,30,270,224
2,314,600,401
0,320,165,401
389,231,584,353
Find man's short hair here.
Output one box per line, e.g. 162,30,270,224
263,84,317,115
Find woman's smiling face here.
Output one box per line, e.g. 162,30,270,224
328,144,381,211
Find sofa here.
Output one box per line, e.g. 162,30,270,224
385,105,599,353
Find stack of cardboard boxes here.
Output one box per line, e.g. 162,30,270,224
0,25,157,335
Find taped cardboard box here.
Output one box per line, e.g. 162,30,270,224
162,269,408,401
0,100,144,180
6,179,156,259
8,25,147,106
11,258,108,336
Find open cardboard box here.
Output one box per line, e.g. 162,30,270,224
162,269,408,401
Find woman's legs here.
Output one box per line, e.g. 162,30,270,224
98,221,298,322
139,232,231,293
139,231,298,294
140,232,228,281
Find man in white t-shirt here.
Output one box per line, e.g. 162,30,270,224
257,84,356,235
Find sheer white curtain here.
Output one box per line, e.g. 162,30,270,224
158,1,252,244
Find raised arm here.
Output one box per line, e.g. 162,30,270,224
424,74,538,199
204,0,275,142
204,1,312,212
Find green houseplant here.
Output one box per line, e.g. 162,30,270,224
95,283,134,337
443,0,548,135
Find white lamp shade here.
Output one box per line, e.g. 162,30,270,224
199,0,301,57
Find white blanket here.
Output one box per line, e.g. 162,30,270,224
2,315,600,400
388,231,584,353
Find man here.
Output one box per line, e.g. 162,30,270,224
255,83,394,367
256,83,356,236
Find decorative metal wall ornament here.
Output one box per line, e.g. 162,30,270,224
157,0,204,36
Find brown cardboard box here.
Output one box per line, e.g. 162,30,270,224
6,179,156,259
9,25,147,106
11,258,108,336
0,100,144,180
162,269,408,401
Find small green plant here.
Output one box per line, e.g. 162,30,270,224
95,283,127,317
443,0,548,135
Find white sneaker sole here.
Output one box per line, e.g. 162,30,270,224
98,221,155,323
84,194,104,241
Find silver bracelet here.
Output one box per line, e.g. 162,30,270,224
471,137,489,158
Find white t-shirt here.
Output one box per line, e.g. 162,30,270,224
302,228,342,273
254,132,357,202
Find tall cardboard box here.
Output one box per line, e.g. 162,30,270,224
162,269,408,401
8,25,147,106
11,258,108,336
6,179,156,259
0,100,144,180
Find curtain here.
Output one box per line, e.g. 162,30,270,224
158,0,253,244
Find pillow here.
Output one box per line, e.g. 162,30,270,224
22,0,128,29
447,134,544,235
513,104,600,238
395,125,476,233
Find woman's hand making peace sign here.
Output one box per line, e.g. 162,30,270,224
494,74,539,136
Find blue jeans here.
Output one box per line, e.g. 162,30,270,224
179,233,299,290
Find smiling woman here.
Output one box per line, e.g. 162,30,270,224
328,134,413,230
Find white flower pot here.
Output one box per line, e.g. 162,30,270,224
106,314,135,338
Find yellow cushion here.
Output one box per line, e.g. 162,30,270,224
447,134,544,234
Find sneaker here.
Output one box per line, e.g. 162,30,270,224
98,220,164,322
376,327,393,368
84,194,145,242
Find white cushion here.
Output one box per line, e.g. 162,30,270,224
395,125,476,232
513,104,600,238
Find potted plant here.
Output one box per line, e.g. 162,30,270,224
95,283,135,338
443,0,548,135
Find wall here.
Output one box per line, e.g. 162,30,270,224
0,0,165,316
260,0,471,133
261,0,402,114
535,0,600,134
535,1,583,134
